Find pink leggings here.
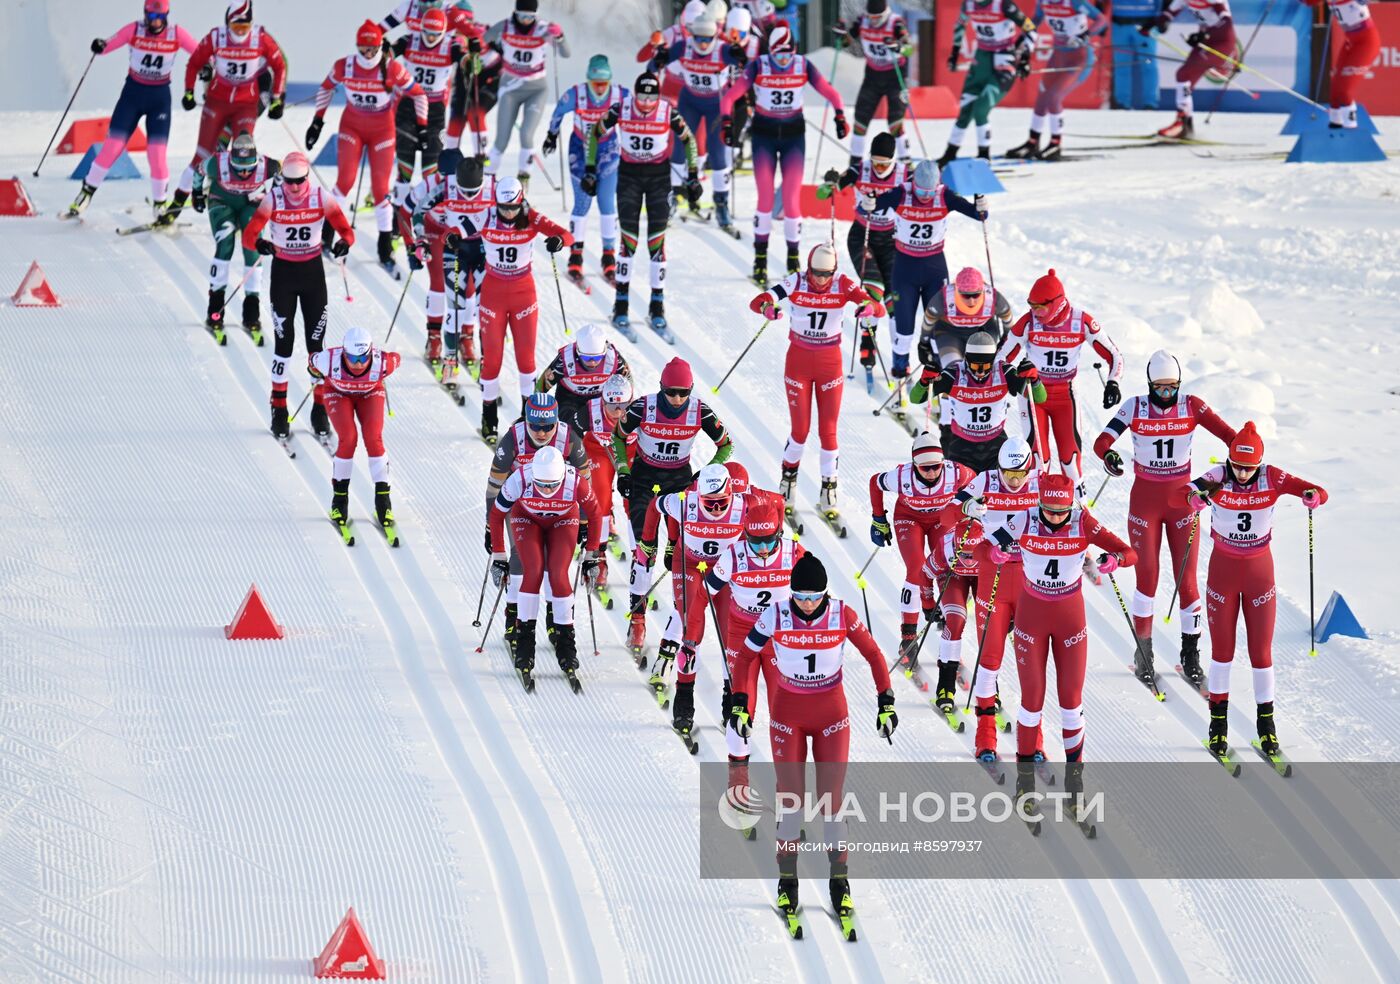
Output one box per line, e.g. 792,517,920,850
750,131,804,245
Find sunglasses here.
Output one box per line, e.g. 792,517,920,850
663,387,691,398
699,495,730,510
527,420,556,433
791,590,824,602
1001,467,1029,480
358,44,380,57
1150,382,1179,397
914,459,942,472
809,268,836,281
284,174,307,185
534,479,562,492
497,201,522,211
1040,504,1072,515
345,349,371,365
1028,300,1052,310
578,352,605,364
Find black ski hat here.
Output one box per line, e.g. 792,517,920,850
867,0,889,13
516,0,540,13
456,155,484,192
635,72,661,98
871,132,897,159
791,554,828,594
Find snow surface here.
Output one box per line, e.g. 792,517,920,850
4,1,1400,981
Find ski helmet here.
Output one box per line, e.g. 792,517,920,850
744,499,782,553
696,463,732,512
1228,421,1264,470
1028,269,1069,326
704,0,728,21
725,7,752,40
659,357,694,392
586,54,612,83
531,445,566,487
575,323,607,359
144,0,169,31
912,430,943,469
601,372,634,408
953,267,985,315
964,330,998,378
806,242,838,287
1038,473,1075,515
230,131,258,172
342,325,373,365
495,175,526,210
456,155,484,194
790,553,828,594
724,460,750,495
281,151,311,200
912,160,940,201
634,72,662,110
683,0,707,27
420,7,448,44
998,436,1033,472
525,392,558,432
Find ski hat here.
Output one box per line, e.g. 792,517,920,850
456,155,484,193
1038,473,1075,512
999,436,1033,471
912,430,943,467
726,7,752,38
745,499,782,541
531,445,566,486
230,131,258,171
495,175,525,207
420,7,449,40
955,266,983,294
525,392,558,430
683,0,707,25
575,322,607,358
1028,268,1069,325
807,242,838,285
768,24,795,54
226,1,254,27
342,325,373,363
696,463,731,508
145,0,170,14
912,160,940,200
357,19,384,48
659,357,693,390
587,54,612,82
601,372,633,407
691,17,720,40
516,0,540,14
1147,349,1181,383
1228,421,1264,468
281,151,311,201
867,0,889,13
725,460,750,495
870,132,897,160
790,553,828,593
634,72,661,103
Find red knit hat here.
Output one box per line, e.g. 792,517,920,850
1229,421,1264,468
1038,473,1075,511
744,499,782,539
659,358,693,390
357,19,384,48
1028,269,1069,325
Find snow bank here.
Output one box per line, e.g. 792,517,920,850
1189,279,1266,339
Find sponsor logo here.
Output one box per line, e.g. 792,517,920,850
821,717,851,737
1207,585,1227,604
1251,586,1276,608
1133,418,1192,435
1013,625,1034,644
716,785,764,831
771,720,793,735
1127,512,1148,529
1063,626,1088,648
778,632,844,645
819,377,842,393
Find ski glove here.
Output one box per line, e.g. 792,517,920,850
989,546,1014,565
580,167,598,197
961,496,986,519
1103,449,1124,477
490,554,509,586
759,301,781,320
823,167,843,185
1102,380,1121,409
91,38,106,54
181,89,197,111
683,175,704,208
722,114,741,148
444,230,462,251
834,110,849,140
859,326,877,368
974,194,989,219
255,238,277,256
1186,30,1205,48
1302,489,1322,510
267,96,285,121
876,688,898,742
483,527,493,554
870,513,892,547
542,130,558,156
918,363,939,386
192,188,206,213
1187,492,1211,513
545,235,566,253
634,541,657,567
727,691,752,739
305,116,324,151
331,239,351,259
582,552,606,588
615,470,631,500
663,542,675,572
1097,552,1122,574
416,122,429,148
409,238,429,270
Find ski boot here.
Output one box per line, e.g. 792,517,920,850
242,293,263,344
627,609,647,651
672,679,695,734
545,607,558,648
480,397,500,444
776,874,802,939
424,325,443,369
377,231,397,273
206,288,226,330
1015,755,1039,831
1131,636,1155,685
601,247,617,286
974,702,1000,758
374,481,399,545
830,862,856,941
1207,697,1230,757
751,242,768,287
1065,759,1086,816
567,242,585,284
516,171,531,190
270,404,290,439
555,623,579,672
648,290,671,339
1039,135,1063,161
1004,133,1040,159
779,464,798,503
818,477,845,534
503,602,519,654
310,400,332,444
786,241,800,275
1256,701,1279,757
898,622,919,667
514,619,536,689
934,660,960,713
612,286,630,329
976,145,991,160
936,144,959,168
65,182,96,218
1180,633,1205,686
1157,112,1194,140
714,191,733,232
440,352,460,386
330,478,350,525
153,189,187,227
858,324,877,368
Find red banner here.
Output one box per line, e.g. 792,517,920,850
1330,7,1400,114
930,0,1110,110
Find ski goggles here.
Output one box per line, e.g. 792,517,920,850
746,535,779,556
344,348,371,366
1150,382,1180,399
699,494,730,513
954,291,984,313
496,200,524,215
791,589,824,603
870,156,896,178
578,351,605,367
966,358,993,374
663,387,691,399
527,419,557,434
808,267,837,287
358,43,382,58
282,173,308,187
1001,466,1030,482
229,20,254,39
534,478,562,494
145,12,168,31
1039,502,1072,517
1027,299,1057,313
913,458,942,475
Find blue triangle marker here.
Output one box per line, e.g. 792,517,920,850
1286,126,1387,164
69,142,141,180
1317,591,1367,644
941,159,1006,196
1281,104,1378,136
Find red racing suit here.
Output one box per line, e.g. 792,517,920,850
310,345,401,486
182,24,286,182
870,460,975,625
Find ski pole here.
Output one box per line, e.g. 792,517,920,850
1086,473,1112,508
847,318,859,380
1308,505,1317,657
213,263,260,323
288,387,313,423
585,567,600,659
339,256,354,304
1206,0,1277,122
471,563,492,626
711,319,771,394
890,57,930,159
349,151,368,232
383,266,415,344
964,564,1002,710
871,382,903,415
1156,35,1327,111
552,56,567,212
549,251,571,336
34,51,97,177
981,214,997,297
474,579,509,653
1107,571,1165,701
810,38,843,183
1162,513,1200,624
1311,9,1334,104
857,547,879,580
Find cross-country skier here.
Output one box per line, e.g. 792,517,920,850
192,129,279,341
484,0,571,184
310,325,402,544
429,5,498,160
69,1,198,220
916,265,1014,371
996,268,1122,486
1139,0,1236,139
612,358,733,648
836,0,914,164
160,2,285,226
1304,0,1381,129
544,55,625,286
536,322,631,426
917,513,983,718
1004,0,1108,159
584,72,701,339
306,20,428,275
242,151,355,442
719,23,847,283
869,432,975,664
489,444,602,689
750,242,884,527
953,436,1039,760
938,0,1037,165
390,8,467,207
1092,350,1236,686
576,373,636,563
1182,422,1326,761
728,552,897,941
988,472,1135,798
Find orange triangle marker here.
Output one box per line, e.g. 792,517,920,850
11,261,60,307
224,584,284,640
313,908,385,979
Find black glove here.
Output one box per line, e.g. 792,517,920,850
581,552,603,585
722,114,741,148
683,174,704,208
267,96,284,120
90,38,106,54
1102,379,1122,409
381,38,394,58
444,230,462,252
616,471,631,500
416,122,429,147
181,89,197,111
331,239,351,259
916,335,935,369
490,556,509,586
198,63,213,82
580,168,598,197
859,326,877,368
834,110,849,140
468,33,483,55
726,41,747,62
726,691,752,739
305,116,324,151
1014,48,1032,80
1103,449,1125,477
542,130,558,156
1186,30,1205,48
946,48,959,72
577,520,589,546
192,188,206,213
544,235,565,253
876,688,899,741
663,542,675,572
652,47,670,69
823,167,842,185
255,238,276,256
484,528,493,555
